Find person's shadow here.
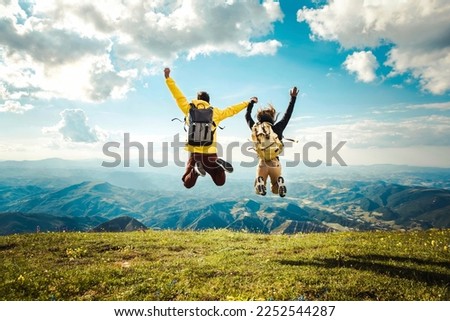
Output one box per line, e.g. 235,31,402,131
278,254,450,287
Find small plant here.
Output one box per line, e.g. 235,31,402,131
66,247,87,261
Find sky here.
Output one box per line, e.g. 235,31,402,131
0,0,449,168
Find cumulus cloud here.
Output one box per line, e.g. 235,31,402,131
43,109,105,143
343,51,378,83
0,0,283,106
298,0,450,94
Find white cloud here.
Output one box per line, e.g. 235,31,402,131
298,0,450,94
386,47,450,95
43,109,106,143
0,0,283,105
407,101,450,110
0,100,33,114
297,115,450,148
186,39,282,60
290,116,315,122
343,51,379,83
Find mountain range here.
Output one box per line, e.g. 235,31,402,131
1,158,449,235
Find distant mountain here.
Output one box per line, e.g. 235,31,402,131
0,158,183,191
0,212,106,235
1,181,151,219
1,158,450,235
283,180,450,230
91,216,147,232
359,183,450,228
2,159,450,190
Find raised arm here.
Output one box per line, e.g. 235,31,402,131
164,67,190,115
216,97,258,123
245,98,258,129
274,87,298,133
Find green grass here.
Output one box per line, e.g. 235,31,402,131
1,229,449,301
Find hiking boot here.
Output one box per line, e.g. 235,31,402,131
194,162,206,177
278,176,286,198
255,176,266,196
216,158,233,173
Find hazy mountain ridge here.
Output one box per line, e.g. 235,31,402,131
0,159,449,235
0,212,106,235
1,180,449,235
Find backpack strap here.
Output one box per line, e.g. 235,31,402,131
171,117,187,132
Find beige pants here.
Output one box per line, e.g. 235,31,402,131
255,158,282,194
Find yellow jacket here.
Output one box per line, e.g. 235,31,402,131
166,77,249,154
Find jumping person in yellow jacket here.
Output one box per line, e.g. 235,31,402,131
164,67,258,189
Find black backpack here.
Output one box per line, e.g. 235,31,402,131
187,103,215,146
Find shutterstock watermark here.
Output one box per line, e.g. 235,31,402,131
101,132,347,168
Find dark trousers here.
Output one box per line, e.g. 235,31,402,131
182,153,225,188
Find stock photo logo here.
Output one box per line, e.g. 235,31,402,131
101,132,347,168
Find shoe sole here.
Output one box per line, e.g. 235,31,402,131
256,176,266,196
278,177,286,197
194,163,206,177
216,159,233,173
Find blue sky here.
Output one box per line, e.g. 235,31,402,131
0,0,449,167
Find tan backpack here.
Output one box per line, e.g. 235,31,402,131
251,122,283,161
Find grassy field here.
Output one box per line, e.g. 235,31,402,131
0,229,449,301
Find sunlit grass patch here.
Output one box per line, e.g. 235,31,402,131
0,229,449,300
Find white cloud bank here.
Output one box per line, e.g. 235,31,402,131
298,0,450,94
43,109,106,143
0,0,283,107
297,115,450,149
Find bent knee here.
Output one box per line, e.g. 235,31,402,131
214,180,225,186
183,181,196,189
